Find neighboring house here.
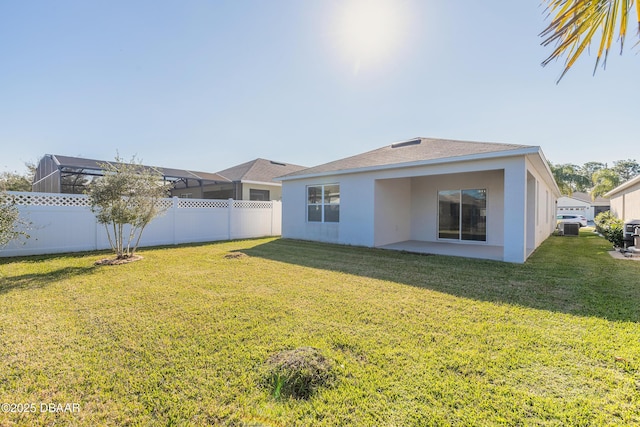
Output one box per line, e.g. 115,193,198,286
33,154,305,201
279,137,560,264
33,154,230,195
556,192,610,221
173,158,306,201
604,174,640,223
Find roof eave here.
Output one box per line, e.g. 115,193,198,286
279,146,541,181
529,147,562,197
604,174,640,197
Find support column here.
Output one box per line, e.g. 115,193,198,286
503,161,527,263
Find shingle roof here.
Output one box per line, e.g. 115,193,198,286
216,158,307,183
281,137,535,179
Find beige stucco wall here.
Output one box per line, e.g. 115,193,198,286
610,197,623,219
610,181,640,222
242,183,283,201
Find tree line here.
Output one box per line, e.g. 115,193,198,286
549,159,639,199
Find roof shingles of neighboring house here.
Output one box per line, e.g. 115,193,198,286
281,137,535,179
217,158,307,183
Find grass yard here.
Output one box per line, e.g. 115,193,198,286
1,230,640,426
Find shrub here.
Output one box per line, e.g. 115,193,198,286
86,155,172,259
594,211,624,248
261,347,335,400
0,192,30,248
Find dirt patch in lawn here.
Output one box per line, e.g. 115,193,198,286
95,255,144,265
224,252,248,259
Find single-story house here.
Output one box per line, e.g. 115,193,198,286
556,191,610,221
172,158,306,201
604,174,640,222
279,137,560,264
33,154,305,201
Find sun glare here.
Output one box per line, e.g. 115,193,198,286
333,0,409,73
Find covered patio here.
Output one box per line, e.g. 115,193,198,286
378,240,504,261
373,169,509,258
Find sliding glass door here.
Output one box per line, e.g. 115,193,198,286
438,189,486,241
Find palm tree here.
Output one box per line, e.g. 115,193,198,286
549,162,591,195
591,168,621,198
540,0,640,81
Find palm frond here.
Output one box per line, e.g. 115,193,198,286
540,0,639,82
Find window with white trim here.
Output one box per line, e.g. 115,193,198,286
307,184,340,222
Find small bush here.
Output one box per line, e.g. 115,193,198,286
261,347,335,400
0,192,30,247
594,211,624,248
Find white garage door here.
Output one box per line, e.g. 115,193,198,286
557,207,587,217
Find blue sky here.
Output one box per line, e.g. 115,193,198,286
1,1,637,175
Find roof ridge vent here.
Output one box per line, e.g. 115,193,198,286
270,161,287,166
391,138,422,148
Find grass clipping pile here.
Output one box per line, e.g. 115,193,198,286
261,347,335,400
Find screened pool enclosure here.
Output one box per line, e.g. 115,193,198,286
32,154,230,195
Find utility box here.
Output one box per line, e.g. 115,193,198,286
563,223,580,236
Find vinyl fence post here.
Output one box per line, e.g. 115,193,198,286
173,197,179,245
92,194,99,250
228,198,234,240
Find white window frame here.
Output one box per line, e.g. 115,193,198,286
306,184,340,223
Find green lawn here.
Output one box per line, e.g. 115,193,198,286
1,230,639,426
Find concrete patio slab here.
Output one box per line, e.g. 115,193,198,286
378,240,504,261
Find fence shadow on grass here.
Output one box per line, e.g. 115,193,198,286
243,236,640,323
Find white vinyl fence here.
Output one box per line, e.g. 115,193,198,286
1,191,282,257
